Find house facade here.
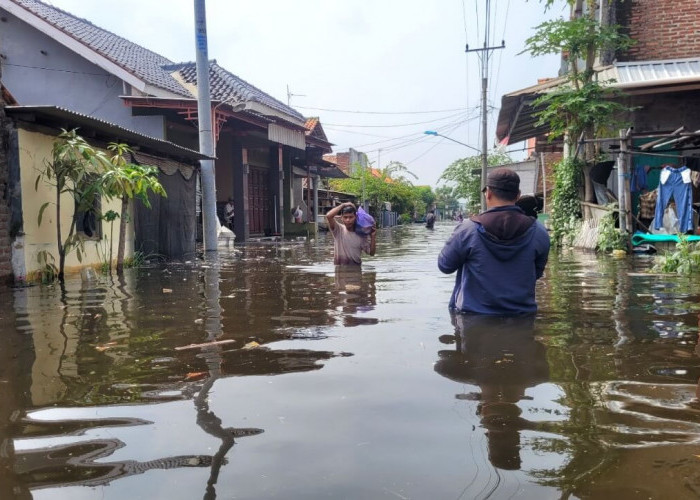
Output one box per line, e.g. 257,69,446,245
0,0,331,247
1,105,206,282
496,0,700,233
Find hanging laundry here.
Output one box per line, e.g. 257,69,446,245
630,164,649,193
654,166,694,233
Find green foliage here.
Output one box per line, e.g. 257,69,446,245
329,160,428,220
36,129,110,281
550,157,583,246
652,236,700,274
36,250,59,283
434,185,461,213
596,205,627,253
533,82,630,147
103,143,166,273
123,250,149,268
438,151,512,214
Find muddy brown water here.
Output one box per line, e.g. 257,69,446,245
1,223,699,499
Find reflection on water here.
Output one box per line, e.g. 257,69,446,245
435,313,548,471
0,225,699,498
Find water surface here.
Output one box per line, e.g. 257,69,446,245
1,223,699,499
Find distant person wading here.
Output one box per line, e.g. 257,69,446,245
438,168,550,315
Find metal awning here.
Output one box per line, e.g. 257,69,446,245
496,57,700,145
5,105,210,162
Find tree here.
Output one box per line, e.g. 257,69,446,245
434,185,460,212
102,143,166,274
439,151,512,215
329,160,424,222
524,0,634,207
36,129,109,282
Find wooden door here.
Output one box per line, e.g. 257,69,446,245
248,167,270,234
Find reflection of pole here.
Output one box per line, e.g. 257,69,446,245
194,257,261,499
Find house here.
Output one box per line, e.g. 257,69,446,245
1,103,207,283
0,0,333,245
495,0,700,240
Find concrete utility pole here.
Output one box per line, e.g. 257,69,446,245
466,0,504,211
194,0,217,253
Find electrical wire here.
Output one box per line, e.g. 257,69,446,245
293,105,467,115
322,110,469,129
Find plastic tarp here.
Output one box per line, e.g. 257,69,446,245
631,232,700,246
134,165,197,261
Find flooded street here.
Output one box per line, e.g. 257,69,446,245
1,222,699,499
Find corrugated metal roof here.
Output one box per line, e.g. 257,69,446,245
497,57,700,144
611,58,700,86
5,105,210,161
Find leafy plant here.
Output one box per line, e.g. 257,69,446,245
36,250,59,283
524,0,635,204
550,157,583,246
596,204,627,253
123,250,150,268
35,129,110,281
652,236,700,274
102,143,166,274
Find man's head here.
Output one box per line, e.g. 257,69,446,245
340,204,357,230
482,168,520,207
228,197,234,203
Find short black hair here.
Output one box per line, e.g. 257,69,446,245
340,205,356,215
489,186,519,202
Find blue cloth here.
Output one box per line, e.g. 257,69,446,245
631,164,648,193
654,166,693,232
438,206,550,315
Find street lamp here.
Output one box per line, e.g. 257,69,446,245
423,130,481,153
424,130,486,211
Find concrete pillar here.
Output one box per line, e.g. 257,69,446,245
312,175,319,223
269,145,284,237
232,143,249,242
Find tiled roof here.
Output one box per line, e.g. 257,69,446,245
304,117,319,134
10,0,190,96
171,61,304,122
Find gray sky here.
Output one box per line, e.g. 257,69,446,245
47,0,565,187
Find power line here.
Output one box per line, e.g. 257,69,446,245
322,110,467,128
294,105,468,115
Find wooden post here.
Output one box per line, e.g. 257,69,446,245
622,132,633,231
617,129,628,234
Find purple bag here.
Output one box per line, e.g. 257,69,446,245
355,207,375,236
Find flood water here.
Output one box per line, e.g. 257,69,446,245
1,222,699,499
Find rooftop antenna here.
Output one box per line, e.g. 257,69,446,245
286,84,306,106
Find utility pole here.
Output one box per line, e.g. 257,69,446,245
194,0,217,253
466,0,504,211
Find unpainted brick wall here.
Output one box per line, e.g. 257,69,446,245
619,0,700,61
0,101,12,283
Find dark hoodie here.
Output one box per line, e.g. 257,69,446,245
438,205,550,315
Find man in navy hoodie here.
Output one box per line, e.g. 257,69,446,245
438,168,550,315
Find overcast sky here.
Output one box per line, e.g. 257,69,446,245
46,0,565,187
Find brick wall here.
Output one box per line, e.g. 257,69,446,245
618,0,700,61
0,97,12,283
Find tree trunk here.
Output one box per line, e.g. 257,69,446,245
56,185,65,282
116,196,128,274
